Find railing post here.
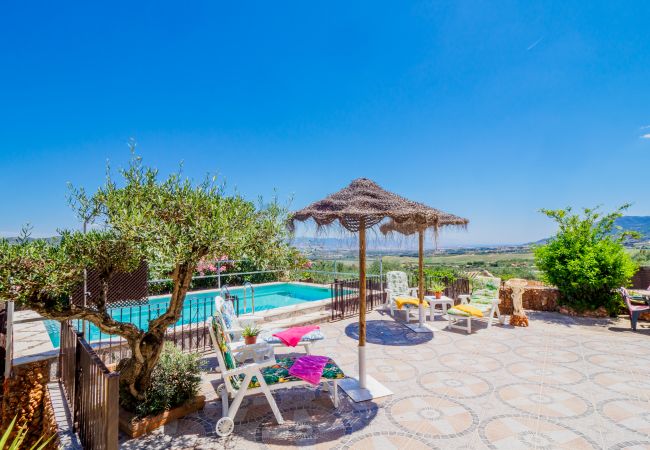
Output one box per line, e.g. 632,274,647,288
105,372,119,450
4,300,13,379
73,330,83,432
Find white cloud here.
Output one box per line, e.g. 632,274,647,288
641,125,650,129
642,133,650,139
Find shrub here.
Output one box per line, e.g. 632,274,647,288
534,205,638,315
122,343,204,418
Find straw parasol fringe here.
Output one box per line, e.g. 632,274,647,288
289,178,469,233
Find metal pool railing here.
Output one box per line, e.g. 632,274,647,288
59,321,119,450
330,276,385,321
78,295,226,364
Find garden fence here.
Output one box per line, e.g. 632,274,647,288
59,321,119,450
408,274,470,300
330,276,385,321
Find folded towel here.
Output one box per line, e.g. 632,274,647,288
273,325,319,347
263,328,324,344
395,296,420,309
288,355,330,385
455,304,484,317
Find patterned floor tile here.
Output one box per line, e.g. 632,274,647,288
479,414,599,449
387,394,478,439
497,383,592,419
122,310,650,449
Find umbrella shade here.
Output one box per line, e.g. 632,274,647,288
289,177,468,398
290,178,468,233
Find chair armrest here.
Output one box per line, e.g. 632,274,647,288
459,295,470,304
223,358,276,377
408,287,419,296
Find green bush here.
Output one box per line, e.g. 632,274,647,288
534,205,638,315
122,343,204,418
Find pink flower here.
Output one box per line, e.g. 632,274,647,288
304,261,313,269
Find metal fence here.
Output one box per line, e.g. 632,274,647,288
408,274,470,300
59,321,119,450
75,294,227,365
0,302,6,384
330,276,386,321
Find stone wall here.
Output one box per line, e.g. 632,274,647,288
1,358,58,449
498,285,560,315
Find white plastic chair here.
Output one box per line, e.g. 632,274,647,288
209,310,343,436
214,296,322,356
385,271,419,321
447,276,505,333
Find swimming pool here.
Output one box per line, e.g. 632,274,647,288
44,282,332,347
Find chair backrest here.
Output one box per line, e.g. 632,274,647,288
618,287,633,310
386,271,410,295
471,276,501,299
209,309,242,392
214,295,241,337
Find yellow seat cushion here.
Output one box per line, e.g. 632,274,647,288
454,304,484,317
395,296,420,309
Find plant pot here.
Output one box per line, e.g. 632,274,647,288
244,335,257,345
434,291,442,299
119,395,206,438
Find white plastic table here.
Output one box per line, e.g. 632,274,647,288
424,295,454,321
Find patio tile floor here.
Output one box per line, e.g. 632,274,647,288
121,310,650,449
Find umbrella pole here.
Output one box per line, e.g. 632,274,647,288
358,219,367,388
418,229,425,328
404,229,431,333
339,218,392,402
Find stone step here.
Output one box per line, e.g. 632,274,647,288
240,299,331,324
263,310,331,330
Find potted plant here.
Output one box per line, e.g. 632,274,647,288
430,281,446,299
242,325,261,345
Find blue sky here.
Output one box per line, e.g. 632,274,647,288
1,1,649,246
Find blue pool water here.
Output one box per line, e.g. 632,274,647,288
44,283,332,348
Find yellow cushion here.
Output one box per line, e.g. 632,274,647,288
455,304,484,317
395,296,420,309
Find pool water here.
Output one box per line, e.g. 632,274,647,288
44,283,332,347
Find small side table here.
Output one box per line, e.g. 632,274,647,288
234,342,274,364
424,295,454,321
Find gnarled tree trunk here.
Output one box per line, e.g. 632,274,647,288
116,262,195,405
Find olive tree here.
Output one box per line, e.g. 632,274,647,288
0,155,299,406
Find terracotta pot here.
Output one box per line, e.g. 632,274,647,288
435,291,442,299
244,335,257,345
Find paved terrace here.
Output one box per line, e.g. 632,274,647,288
122,310,650,449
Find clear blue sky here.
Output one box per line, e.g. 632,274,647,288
1,1,649,245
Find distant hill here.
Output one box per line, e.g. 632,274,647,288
528,215,650,247
614,216,650,239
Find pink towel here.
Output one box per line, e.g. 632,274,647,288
288,355,330,385
272,325,319,347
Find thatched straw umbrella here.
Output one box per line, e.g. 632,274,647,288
289,178,466,401
380,214,469,331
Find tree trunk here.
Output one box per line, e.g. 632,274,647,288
117,331,165,406
116,261,195,407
